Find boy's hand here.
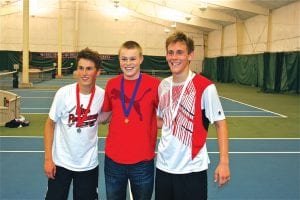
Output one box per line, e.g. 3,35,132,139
44,160,56,179
214,162,230,187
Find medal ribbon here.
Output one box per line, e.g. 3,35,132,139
76,83,96,127
170,70,194,121
120,73,142,120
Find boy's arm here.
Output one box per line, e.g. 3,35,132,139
157,117,163,129
99,85,112,124
99,111,112,124
214,119,230,186
44,117,56,179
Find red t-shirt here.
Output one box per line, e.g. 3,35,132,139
102,73,160,164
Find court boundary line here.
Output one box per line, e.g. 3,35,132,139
1,150,299,154
22,97,53,99
19,112,286,117
1,136,299,140
224,116,284,118
20,96,286,118
220,96,287,118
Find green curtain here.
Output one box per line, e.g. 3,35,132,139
202,58,218,80
283,52,299,93
0,51,21,71
101,55,120,74
203,51,299,93
0,51,168,75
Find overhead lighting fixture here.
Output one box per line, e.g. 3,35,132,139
113,0,119,8
113,0,120,21
164,28,170,33
185,16,191,21
199,0,208,11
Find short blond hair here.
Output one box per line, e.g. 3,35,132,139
118,41,143,56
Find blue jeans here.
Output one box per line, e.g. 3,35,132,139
104,155,154,200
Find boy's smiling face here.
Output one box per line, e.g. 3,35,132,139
119,48,143,80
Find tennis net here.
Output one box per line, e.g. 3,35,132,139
29,67,56,83
62,66,74,75
0,71,18,90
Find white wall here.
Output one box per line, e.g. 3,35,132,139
206,29,222,57
206,1,300,57
0,0,203,59
223,24,237,56
77,4,168,55
241,15,268,54
270,1,300,52
0,13,23,50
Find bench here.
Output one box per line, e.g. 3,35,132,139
0,90,21,126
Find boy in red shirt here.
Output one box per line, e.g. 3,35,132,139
102,41,160,200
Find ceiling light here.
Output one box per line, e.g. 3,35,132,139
199,0,208,11
185,16,191,21
113,0,119,8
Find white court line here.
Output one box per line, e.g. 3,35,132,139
1,136,300,140
225,116,284,118
22,108,49,110
225,111,284,118
22,97,53,99
12,89,57,92
226,111,271,112
220,96,287,118
0,151,45,153
21,113,48,114
18,112,286,118
1,151,299,154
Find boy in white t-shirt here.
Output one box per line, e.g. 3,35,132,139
155,31,231,200
44,48,104,199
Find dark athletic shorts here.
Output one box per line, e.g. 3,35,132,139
45,165,98,200
155,168,207,200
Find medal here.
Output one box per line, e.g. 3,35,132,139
124,118,129,124
120,74,142,124
76,84,96,130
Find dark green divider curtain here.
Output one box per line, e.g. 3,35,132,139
283,52,299,93
30,52,56,69
0,51,22,71
203,51,299,93
202,58,218,80
0,51,76,72
101,55,120,74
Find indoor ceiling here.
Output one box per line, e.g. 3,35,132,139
0,0,298,33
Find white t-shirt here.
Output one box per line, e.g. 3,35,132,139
49,83,104,171
156,75,225,174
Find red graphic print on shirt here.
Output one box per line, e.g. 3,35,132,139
159,82,196,147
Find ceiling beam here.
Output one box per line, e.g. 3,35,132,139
165,1,236,23
208,0,269,15
0,4,21,15
119,0,222,30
